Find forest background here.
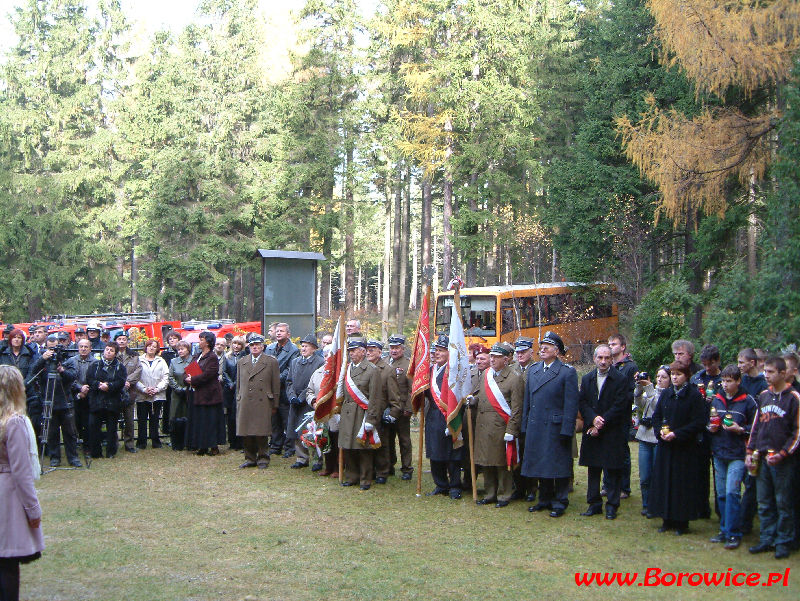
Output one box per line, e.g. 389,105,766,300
0,0,798,371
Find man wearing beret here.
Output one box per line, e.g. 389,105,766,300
386,335,414,480
286,334,325,469
366,340,401,484
522,331,579,517
474,342,523,507
236,335,281,469
425,335,465,500
338,338,385,490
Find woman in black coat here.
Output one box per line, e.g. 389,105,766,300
649,361,709,535
185,331,226,456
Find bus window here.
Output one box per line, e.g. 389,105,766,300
435,295,497,337
546,294,567,325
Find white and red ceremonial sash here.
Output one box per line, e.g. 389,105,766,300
484,370,511,425
345,364,370,411
429,364,449,418
357,415,381,449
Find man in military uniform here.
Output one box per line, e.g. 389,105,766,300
425,335,465,500
338,338,385,490
286,334,325,469
236,335,281,469
267,323,300,457
522,331,579,517
474,342,523,507
384,335,413,480
114,332,141,454
366,340,401,484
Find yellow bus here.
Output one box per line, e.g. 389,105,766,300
434,282,619,362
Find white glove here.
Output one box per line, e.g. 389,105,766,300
364,422,374,432
503,433,514,442
444,427,450,436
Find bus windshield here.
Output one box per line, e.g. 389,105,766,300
435,295,497,338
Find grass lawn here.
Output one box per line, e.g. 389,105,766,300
27,434,795,601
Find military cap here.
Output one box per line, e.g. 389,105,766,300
514,337,533,352
433,334,449,349
366,339,384,350
388,334,406,346
489,342,514,356
248,334,266,345
75,327,86,334
539,331,565,355
57,331,70,340
347,337,368,350
300,334,319,348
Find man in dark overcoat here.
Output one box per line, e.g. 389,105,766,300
286,334,325,469
522,331,579,517
267,323,300,457
578,344,629,519
236,335,281,469
424,335,466,500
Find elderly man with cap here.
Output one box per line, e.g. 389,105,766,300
522,331,579,517
286,334,325,469
385,334,414,480
425,335,466,500
366,339,401,484
235,334,281,469
338,337,384,490
473,342,523,507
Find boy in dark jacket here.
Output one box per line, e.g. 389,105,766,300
707,365,757,549
746,356,800,560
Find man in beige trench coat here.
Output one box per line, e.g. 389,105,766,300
236,335,281,469
474,342,524,507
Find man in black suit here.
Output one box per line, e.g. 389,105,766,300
578,344,629,519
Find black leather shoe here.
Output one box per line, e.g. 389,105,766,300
375,477,387,484
580,506,603,517
401,472,413,481
267,449,280,456
281,451,293,458
49,459,61,467
136,443,147,450
709,532,725,543
605,507,617,520
476,498,496,505
641,508,649,516
749,542,775,554
526,493,536,502
290,461,307,469
239,461,257,468
126,447,137,454
449,489,462,500
69,459,83,468
549,509,565,518
341,481,356,487
509,491,524,501
775,545,790,559
311,462,323,472
674,528,687,536
528,503,549,513
724,537,741,550
495,500,510,508
426,487,448,496
359,484,371,491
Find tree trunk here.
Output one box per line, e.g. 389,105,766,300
398,165,410,330
685,210,703,338
409,228,418,310
442,119,454,289
220,272,230,319
233,268,244,322
130,238,137,312
382,183,391,339
389,161,403,327
246,266,257,321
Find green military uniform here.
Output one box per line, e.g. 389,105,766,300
372,356,401,480
387,354,413,477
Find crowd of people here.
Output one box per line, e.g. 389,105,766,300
0,318,799,599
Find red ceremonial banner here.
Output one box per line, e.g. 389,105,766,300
314,314,345,422
409,286,431,413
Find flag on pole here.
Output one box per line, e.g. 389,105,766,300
314,314,346,422
409,286,431,413
442,279,471,445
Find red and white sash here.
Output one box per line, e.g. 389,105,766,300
429,364,448,418
357,416,381,448
485,370,511,424
346,364,370,410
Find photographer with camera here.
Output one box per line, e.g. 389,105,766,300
634,366,670,518
31,335,81,468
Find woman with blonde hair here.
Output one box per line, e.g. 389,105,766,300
0,365,45,601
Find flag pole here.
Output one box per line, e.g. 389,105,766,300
416,408,425,497
466,399,477,500
338,312,347,485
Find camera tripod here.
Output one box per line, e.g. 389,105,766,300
37,368,91,475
